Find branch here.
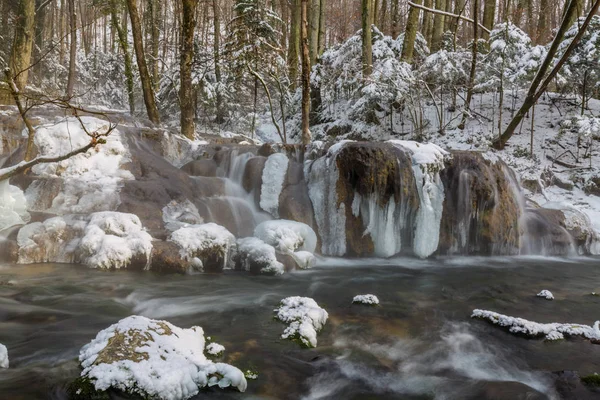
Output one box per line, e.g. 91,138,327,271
407,1,491,34
5,68,36,161
247,66,286,143
36,0,54,12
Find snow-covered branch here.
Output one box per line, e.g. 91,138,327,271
407,2,491,34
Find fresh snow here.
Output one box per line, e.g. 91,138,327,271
205,342,225,356
291,250,316,269
260,153,289,217
274,296,329,348
537,290,554,300
0,343,8,368
169,223,235,266
352,294,380,305
254,220,317,254
236,237,284,275
472,309,600,342
0,179,31,232
79,212,153,269
79,315,247,399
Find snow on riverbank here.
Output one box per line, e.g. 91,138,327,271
79,315,246,399
274,296,328,348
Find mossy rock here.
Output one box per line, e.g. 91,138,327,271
67,377,109,400
581,373,600,387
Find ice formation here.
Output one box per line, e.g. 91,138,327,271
78,316,247,399
236,237,284,275
260,153,289,217
79,212,153,269
169,223,235,268
472,309,600,342
291,250,316,269
389,140,448,258
536,290,554,300
274,296,329,348
0,179,30,232
162,199,203,231
205,342,225,356
254,220,317,254
17,216,84,264
0,343,8,368
28,117,134,214
352,294,380,305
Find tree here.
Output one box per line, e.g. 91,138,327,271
213,0,226,123
9,0,36,91
180,0,198,140
482,0,496,40
66,0,77,98
110,0,135,114
458,0,479,129
309,0,320,65
362,0,373,76
126,0,160,124
401,0,422,62
301,0,312,144
430,0,446,51
288,0,301,88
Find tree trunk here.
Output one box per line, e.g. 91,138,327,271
10,0,36,91
493,0,586,148
362,0,373,77
149,0,160,90
422,0,433,42
482,0,495,40
318,0,326,55
401,0,422,63
213,0,225,123
301,0,312,145
458,0,478,129
126,0,160,124
288,0,301,89
391,0,400,37
309,0,319,65
180,0,198,139
563,0,582,29
536,0,548,42
110,0,135,114
66,0,77,98
430,0,446,51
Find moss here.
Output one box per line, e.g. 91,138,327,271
67,377,109,400
581,373,600,387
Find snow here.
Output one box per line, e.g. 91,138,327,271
29,116,134,214
169,223,235,267
260,153,289,217
472,309,600,342
537,290,554,300
162,200,203,231
79,315,247,399
0,179,30,232
205,342,225,356
291,250,316,269
79,212,153,270
254,220,317,254
274,297,329,348
236,237,284,275
352,294,380,305
16,216,82,264
0,343,8,368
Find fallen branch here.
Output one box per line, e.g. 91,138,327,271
407,1,490,34
546,154,577,168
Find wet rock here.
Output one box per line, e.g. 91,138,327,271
584,175,600,196
554,370,600,400
522,208,574,255
464,381,547,400
180,159,218,177
150,241,190,273
242,156,266,195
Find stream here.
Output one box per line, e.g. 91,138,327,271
1,256,600,399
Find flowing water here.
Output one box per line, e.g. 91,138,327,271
2,257,600,399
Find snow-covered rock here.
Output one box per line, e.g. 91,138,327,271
0,343,8,368
472,309,600,342
254,220,317,254
536,290,554,300
290,250,316,269
0,179,30,232
352,294,380,305
260,153,289,217
235,237,284,275
169,223,235,272
17,216,85,264
78,316,246,399
162,200,203,231
205,342,225,357
274,296,328,348
79,212,153,270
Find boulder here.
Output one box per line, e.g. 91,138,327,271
150,241,190,273
180,159,218,177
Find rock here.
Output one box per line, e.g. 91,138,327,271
150,241,190,273
242,156,266,194
235,237,284,275
169,223,236,272
584,175,600,196
464,380,547,400
180,159,218,177
554,370,600,400
522,208,574,255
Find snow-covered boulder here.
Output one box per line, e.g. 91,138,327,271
0,343,8,368
254,220,317,254
205,342,225,357
162,200,203,231
17,216,85,264
290,250,316,269
472,309,600,342
536,290,554,300
169,223,236,272
79,212,153,270
77,316,246,399
352,294,380,305
274,296,328,348
235,237,284,275
0,179,30,232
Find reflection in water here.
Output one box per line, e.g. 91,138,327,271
1,257,600,399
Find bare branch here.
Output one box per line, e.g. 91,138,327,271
407,1,491,34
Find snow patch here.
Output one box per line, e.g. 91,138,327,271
206,342,225,356
79,315,247,399
254,220,317,254
236,237,284,275
536,290,554,300
0,179,30,232
352,294,380,305
274,296,329,348
0,343,8,368
260,153,289,217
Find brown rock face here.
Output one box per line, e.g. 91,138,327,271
181,159,218,177
150,241,190,273
439,152,521,255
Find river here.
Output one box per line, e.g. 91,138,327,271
1,256,600,399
